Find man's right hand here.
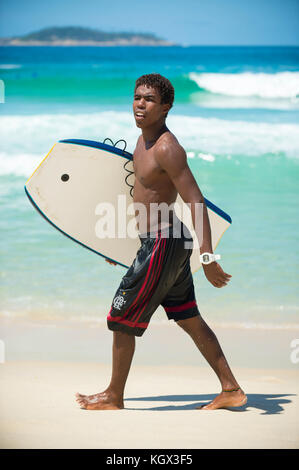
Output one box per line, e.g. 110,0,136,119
202,262,232,288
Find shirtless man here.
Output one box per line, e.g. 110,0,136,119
75,74,247,411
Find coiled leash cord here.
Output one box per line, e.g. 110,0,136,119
103,138,134,198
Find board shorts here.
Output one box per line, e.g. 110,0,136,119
107,221,200,337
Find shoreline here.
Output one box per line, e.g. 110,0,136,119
1,311,299,330
1,316,298,369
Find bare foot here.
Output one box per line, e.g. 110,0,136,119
75,390,124,410
197,388,247,410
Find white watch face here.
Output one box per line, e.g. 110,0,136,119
202,254,210,263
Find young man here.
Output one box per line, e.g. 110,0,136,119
76,74,247,411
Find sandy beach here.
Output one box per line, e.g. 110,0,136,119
1,1,299,452
0,317,298,449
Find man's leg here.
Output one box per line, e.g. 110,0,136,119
177,316,247,410
75,330,135,410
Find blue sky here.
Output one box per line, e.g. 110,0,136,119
0,0,298,45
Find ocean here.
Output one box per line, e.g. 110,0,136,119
0,45,298,328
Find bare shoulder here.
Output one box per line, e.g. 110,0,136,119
155,131,186,163
133,135,142,157
135,134,143,148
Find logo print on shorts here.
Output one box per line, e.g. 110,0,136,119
113,295,126,310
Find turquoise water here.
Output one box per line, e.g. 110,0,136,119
0,46,299,326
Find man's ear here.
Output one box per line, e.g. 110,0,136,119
162,103,171,116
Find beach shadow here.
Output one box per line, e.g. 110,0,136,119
124,393,296,415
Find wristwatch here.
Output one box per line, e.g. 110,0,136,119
200,252,221,265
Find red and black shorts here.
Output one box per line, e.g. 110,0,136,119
107,222,200,337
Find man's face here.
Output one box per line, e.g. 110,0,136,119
133,85,170,128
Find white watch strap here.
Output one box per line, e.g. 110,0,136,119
200,253,221,264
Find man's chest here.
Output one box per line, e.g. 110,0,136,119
133,150,165,188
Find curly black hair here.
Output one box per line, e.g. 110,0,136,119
134,73,175,109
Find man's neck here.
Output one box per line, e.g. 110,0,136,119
141,122,168,149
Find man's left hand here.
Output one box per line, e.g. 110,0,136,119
202,262,232,288
105,258,117,266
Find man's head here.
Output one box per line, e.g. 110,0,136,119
133,73,174,128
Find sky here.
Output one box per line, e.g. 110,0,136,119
0,0,298,46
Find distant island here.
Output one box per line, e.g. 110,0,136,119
0,26,175,46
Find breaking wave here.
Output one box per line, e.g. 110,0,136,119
0,110,299,176
189,71,299,100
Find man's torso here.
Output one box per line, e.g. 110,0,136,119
133,130,179,233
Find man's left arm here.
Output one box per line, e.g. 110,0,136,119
156,141,231,288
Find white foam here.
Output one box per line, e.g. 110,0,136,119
0,110,299,177
169,114,299,158
0,64,22,70
189,71,299,99
0,152,42,177
191,94,299,110
198,152,215,162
